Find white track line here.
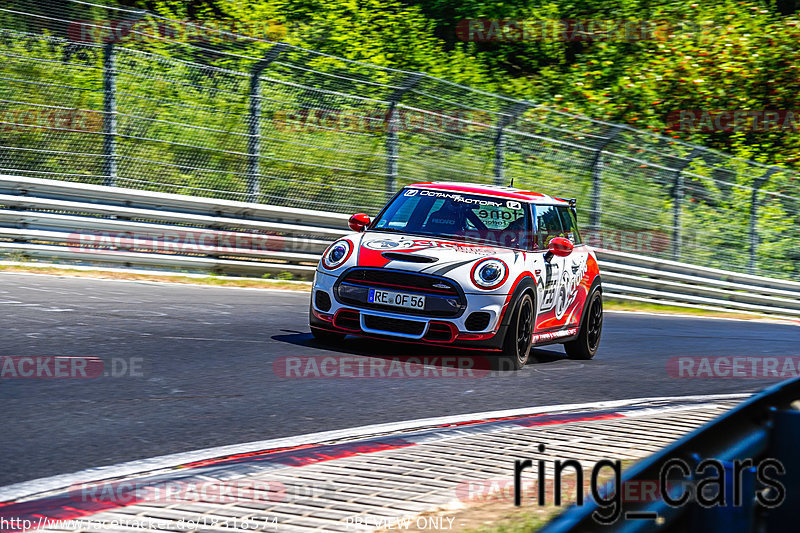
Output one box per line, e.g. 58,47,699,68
0,269,309,293
606,309,799,325
0,261,312,285
0,393,751,503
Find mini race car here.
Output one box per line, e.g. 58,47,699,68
309,182,603,369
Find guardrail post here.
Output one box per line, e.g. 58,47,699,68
247,43,287,203
102,42,116,187
100,10,146,188
749,167,778,275
589,126,620,232
493,102,529,186
671,148,701,261
385,73,422,201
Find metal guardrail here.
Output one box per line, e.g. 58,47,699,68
598,250,800,318
540,377,800,532
1,174,799,318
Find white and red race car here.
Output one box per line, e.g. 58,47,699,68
309,182,603,369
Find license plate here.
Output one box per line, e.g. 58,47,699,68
368,289,426,309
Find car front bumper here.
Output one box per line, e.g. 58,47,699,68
310,270,509,351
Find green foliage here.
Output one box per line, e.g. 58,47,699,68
2,0,798,279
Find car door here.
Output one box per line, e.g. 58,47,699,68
533,204,570,332
554,205,590,329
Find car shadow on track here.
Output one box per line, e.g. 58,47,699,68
271,331,569,372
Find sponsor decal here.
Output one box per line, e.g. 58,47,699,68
362,239,416,250
418,190,503,206
475,204,524,229
506,201,522,210
532,327,577,344
363,237,495,252
454,245,497,255
403,189,418,196
539,257,589,319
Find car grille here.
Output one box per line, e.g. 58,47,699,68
341,268,459,296
335,268,465,318
363,315,425,336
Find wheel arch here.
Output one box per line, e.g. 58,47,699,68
576,275,603,333
499,276,538,330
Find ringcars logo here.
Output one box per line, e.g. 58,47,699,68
273,355,491,378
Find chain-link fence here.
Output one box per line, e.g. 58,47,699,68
1,0,798,280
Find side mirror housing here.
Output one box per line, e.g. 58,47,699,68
548,237,574,258
348,213,371,232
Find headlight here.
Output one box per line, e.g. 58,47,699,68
322,239,352,270
471,258,508,290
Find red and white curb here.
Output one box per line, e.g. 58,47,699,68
0,394,749,532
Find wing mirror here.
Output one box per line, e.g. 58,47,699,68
348,213,371,232
546,237,574,260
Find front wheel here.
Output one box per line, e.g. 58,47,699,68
499,293,534,370
564,290,602,360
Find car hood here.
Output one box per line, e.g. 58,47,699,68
354,232,520,275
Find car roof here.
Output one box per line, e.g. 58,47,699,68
406,182,571,205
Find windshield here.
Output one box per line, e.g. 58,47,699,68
371,188,531,248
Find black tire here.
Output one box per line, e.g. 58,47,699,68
310,327,346,343
499,293,534,370
564,290,603,360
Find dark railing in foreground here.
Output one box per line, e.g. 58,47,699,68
541,377,800,532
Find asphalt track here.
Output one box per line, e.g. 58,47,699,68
2,272,798,487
